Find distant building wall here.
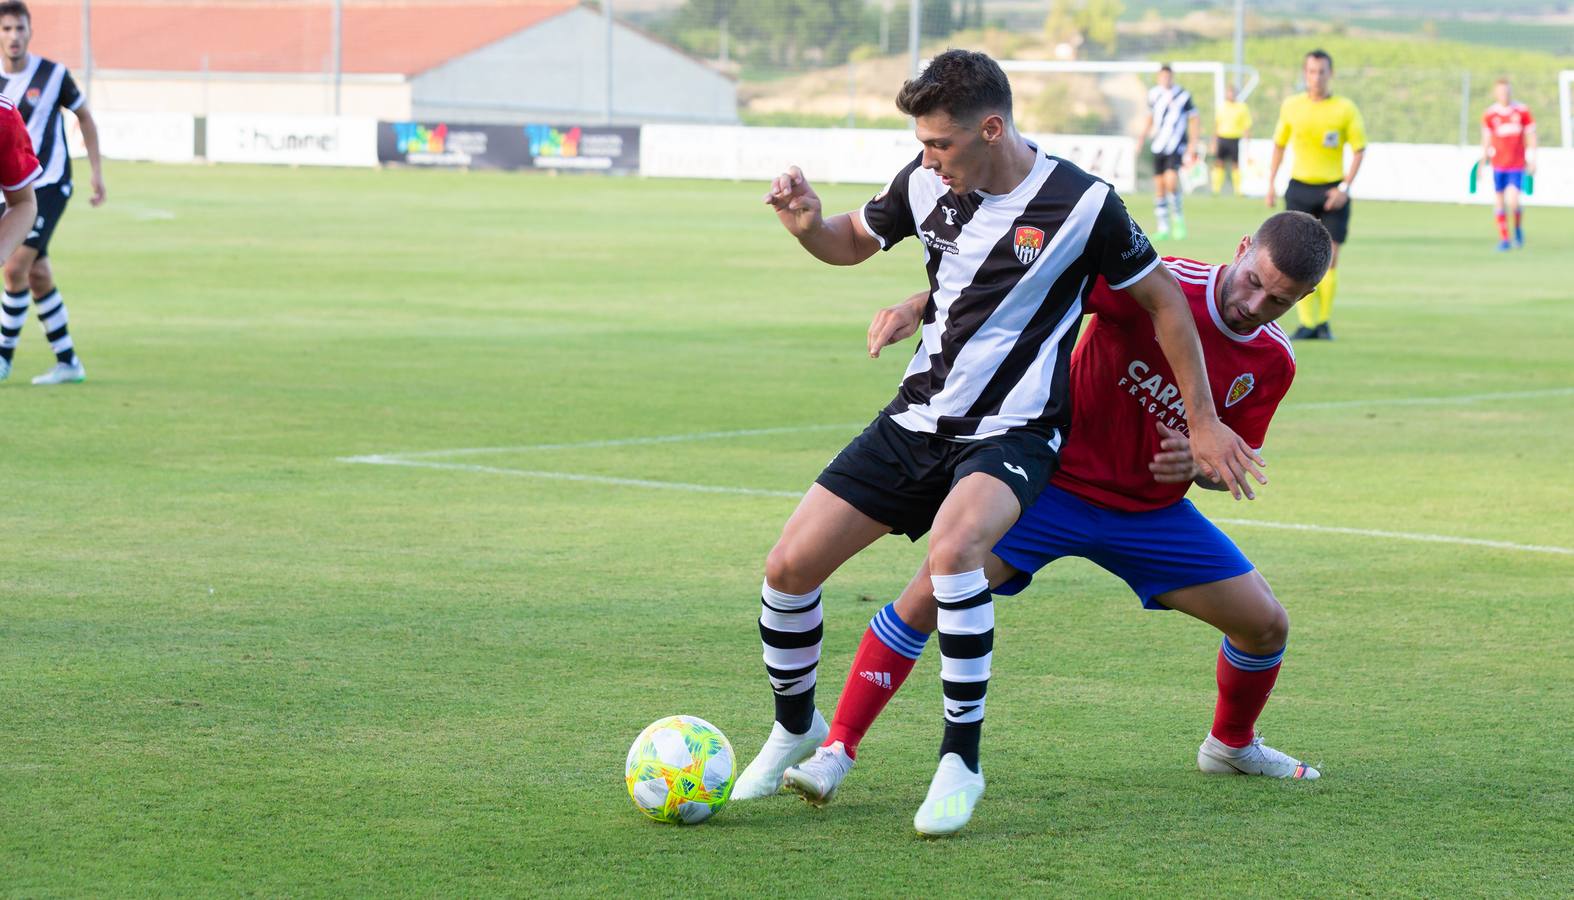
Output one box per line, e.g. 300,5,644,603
84,71,412,119
411,7,736,126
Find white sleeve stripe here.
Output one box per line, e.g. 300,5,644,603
1108,254,1161,291
857,204,887,250
3,163,40,191
67,96,85,111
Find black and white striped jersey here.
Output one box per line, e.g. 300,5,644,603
859,146,1160,441
1,55,83,190
1146,85,1197,155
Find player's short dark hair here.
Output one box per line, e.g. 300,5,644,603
896,49,1013,124
0,1,29,23
1158,63,1174,74
1305,49,1333,71
1254,211,1332,286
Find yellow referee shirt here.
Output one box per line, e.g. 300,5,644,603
1272,93,1367,184
1216,101,1252,139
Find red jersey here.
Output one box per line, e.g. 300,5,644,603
0,97,39,191
1051,257,1296,512
1483,102,1535,171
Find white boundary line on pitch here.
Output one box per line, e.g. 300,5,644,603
338,457,1573,557
1287,386,1574,410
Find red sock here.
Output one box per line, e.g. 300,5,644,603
1513,209,1523,231
1210,643,1283,748
825,626,919,757
1495,211,1509,240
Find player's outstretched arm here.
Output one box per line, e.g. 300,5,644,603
763,166,881,266
867,290,927,358
1125,266,1266,500
0,182,36,260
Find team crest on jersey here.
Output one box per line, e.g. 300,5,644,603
1013,226,1045,265
24,87,40,105
1225,373,1255,408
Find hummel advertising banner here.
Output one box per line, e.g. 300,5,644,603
206,115,378,167
378,122,640,173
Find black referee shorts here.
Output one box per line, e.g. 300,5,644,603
1285,179,1349,243
1215,138,1240,164
21,182,72,258
815,414,1061,541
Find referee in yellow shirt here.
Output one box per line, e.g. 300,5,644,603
1212,84,1251,196
1267,49,1367,340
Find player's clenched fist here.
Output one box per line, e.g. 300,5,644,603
763,166,824,236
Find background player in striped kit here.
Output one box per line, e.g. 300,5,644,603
738,49,1265,837
783,212,1332,816
1139,64,1199,240
0,1,104,384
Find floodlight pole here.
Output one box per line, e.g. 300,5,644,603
81,0,91,98
908,0,921,79
331,0,342,115
1233,0,1245,91
1561,70,1573,148
604,0,615,123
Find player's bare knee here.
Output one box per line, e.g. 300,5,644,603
925,534,984,578
3,257,29,289
763,542,818,596
27,265,52,296
1248,597,1290,651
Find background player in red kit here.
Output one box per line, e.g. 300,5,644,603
0,94,38,332
782,211,1334,813
1480,77,1536,251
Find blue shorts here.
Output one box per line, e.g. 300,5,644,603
992,484,1254,609
1493,169,1524,193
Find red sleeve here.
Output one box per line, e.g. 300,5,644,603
0,105,39,192
1082,275,1146,326
1223,355,1294,451
1522,106,1535,127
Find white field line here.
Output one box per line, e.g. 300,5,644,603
376,423,866,459
340,455,802,498
338,456,1573,557
1287,386,1574,410
1210,518,1572,557
339,385,1574,557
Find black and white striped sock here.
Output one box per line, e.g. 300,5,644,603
935,569,992,772
0,289,27,363
758,579,822,735
33,289,75,365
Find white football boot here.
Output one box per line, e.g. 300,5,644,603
732,709,829,800
913,753,985,836
783,740,855,806
32,360,85,385
1198,733,1320,779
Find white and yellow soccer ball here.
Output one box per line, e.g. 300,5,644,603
624,715,735,824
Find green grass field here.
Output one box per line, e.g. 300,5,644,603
3,163,1571,896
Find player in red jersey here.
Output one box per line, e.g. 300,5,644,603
1481,77,1537,251
0,94,38,363
780,212,1333,822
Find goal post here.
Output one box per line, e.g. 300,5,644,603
996,60,1259,118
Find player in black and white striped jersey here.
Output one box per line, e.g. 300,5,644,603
1139,64,1199,241
735,50,1265,836
0,1,104,385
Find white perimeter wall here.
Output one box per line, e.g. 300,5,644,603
641,125,1139,193
82,71,411,119
49,113,1574,207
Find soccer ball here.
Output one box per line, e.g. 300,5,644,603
624,715,735,824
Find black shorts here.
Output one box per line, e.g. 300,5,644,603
20,182,71,257
1215,138,1240,163
1152,151,1184,176
814,414,1061,541
1284,179,1349,243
